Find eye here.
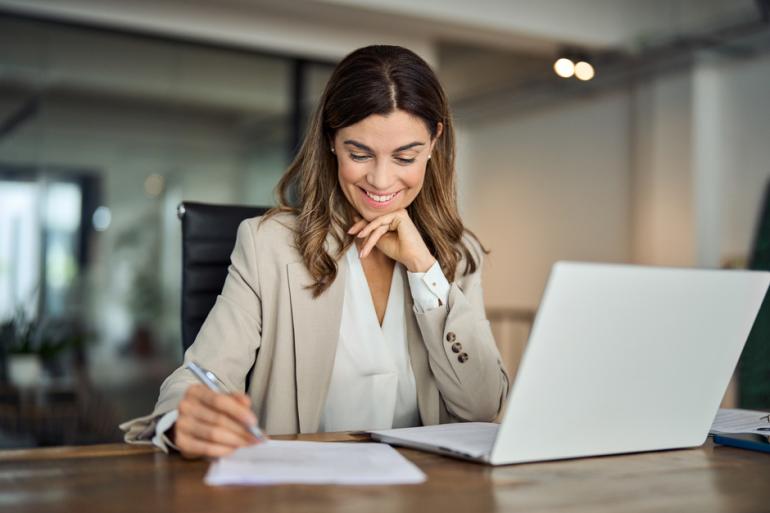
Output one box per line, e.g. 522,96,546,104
396,157,416,164
350,153,370,162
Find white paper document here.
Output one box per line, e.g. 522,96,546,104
204,440,426,486
710,408,770,436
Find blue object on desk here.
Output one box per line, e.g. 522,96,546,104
713,433,770,454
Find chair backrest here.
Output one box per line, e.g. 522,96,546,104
178,201,269,352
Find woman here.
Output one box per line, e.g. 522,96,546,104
120,45,509,459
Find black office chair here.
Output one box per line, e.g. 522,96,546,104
177,201,269,352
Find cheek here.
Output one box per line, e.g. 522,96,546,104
338,162,363,188
405,167,425,188
402,166,427,196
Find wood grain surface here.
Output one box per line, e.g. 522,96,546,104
2,433,769,513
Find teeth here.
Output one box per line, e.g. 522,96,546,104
365,190,397,202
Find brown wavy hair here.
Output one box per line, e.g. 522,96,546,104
264,45,488,297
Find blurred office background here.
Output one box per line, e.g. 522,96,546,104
1,0,769,447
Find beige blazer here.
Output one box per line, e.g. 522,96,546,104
120,212,509,450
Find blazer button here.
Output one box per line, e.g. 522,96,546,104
458,352,469,363
446,332,456,343
451,342,462,353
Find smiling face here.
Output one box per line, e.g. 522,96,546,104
332,109,442,221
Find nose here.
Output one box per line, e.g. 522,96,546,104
366,160,396,191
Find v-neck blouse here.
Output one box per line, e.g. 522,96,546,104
151,243,451,448
318,244,444,432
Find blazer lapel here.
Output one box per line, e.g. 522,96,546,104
402,271,440,426
287,235,347,433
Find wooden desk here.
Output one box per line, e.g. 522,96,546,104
2,432,769,513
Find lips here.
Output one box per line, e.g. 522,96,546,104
365,190,397,202
358,186,401,208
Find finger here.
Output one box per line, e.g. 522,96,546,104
347,218,367,235
356,219,380,239
176,426,237,458
184,383,207,397
234,393,251,406
360,224,390,258
357,214,393,239
175,430,236,459
187,385,258,426
181,397,259,444
187,385,255,423
176,414,252,448
185,390,263,444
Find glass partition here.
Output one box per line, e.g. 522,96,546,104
0,13,335,446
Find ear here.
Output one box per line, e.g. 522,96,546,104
430,121,444,152
434,121,444,140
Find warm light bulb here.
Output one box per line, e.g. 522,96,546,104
575,61,595,81
553,58,575,78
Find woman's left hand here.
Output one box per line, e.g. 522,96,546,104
348,210,437,272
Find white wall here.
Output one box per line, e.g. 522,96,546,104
704,52,770,264
630,50,770,270
462,92,633,310
630,71,697,267
462,48,770,311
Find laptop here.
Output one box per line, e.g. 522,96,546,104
369,261,770,465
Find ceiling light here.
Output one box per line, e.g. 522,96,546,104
553,57,575,78
575,61,595,81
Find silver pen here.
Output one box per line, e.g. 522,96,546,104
186,360,267,442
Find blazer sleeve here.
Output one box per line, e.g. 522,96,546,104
412,234,509,422
118,219,263,451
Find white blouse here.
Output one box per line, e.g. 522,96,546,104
152,244,450,448
318,243,419,431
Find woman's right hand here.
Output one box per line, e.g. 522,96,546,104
170,384,264,459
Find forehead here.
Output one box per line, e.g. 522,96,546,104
337,110,430,151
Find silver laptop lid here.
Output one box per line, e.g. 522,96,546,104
490,262,770,465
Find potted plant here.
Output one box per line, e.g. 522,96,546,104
0,307,87,387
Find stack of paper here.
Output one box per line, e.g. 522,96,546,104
710,408,770,436
204,440,426,486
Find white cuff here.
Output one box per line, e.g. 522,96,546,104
407,259,450,313
153,409,180,452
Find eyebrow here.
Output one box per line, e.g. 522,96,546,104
343,139,425,153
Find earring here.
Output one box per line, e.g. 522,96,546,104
331,147,335,153
428,154,431,160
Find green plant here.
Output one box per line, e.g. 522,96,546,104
0,307,87,361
